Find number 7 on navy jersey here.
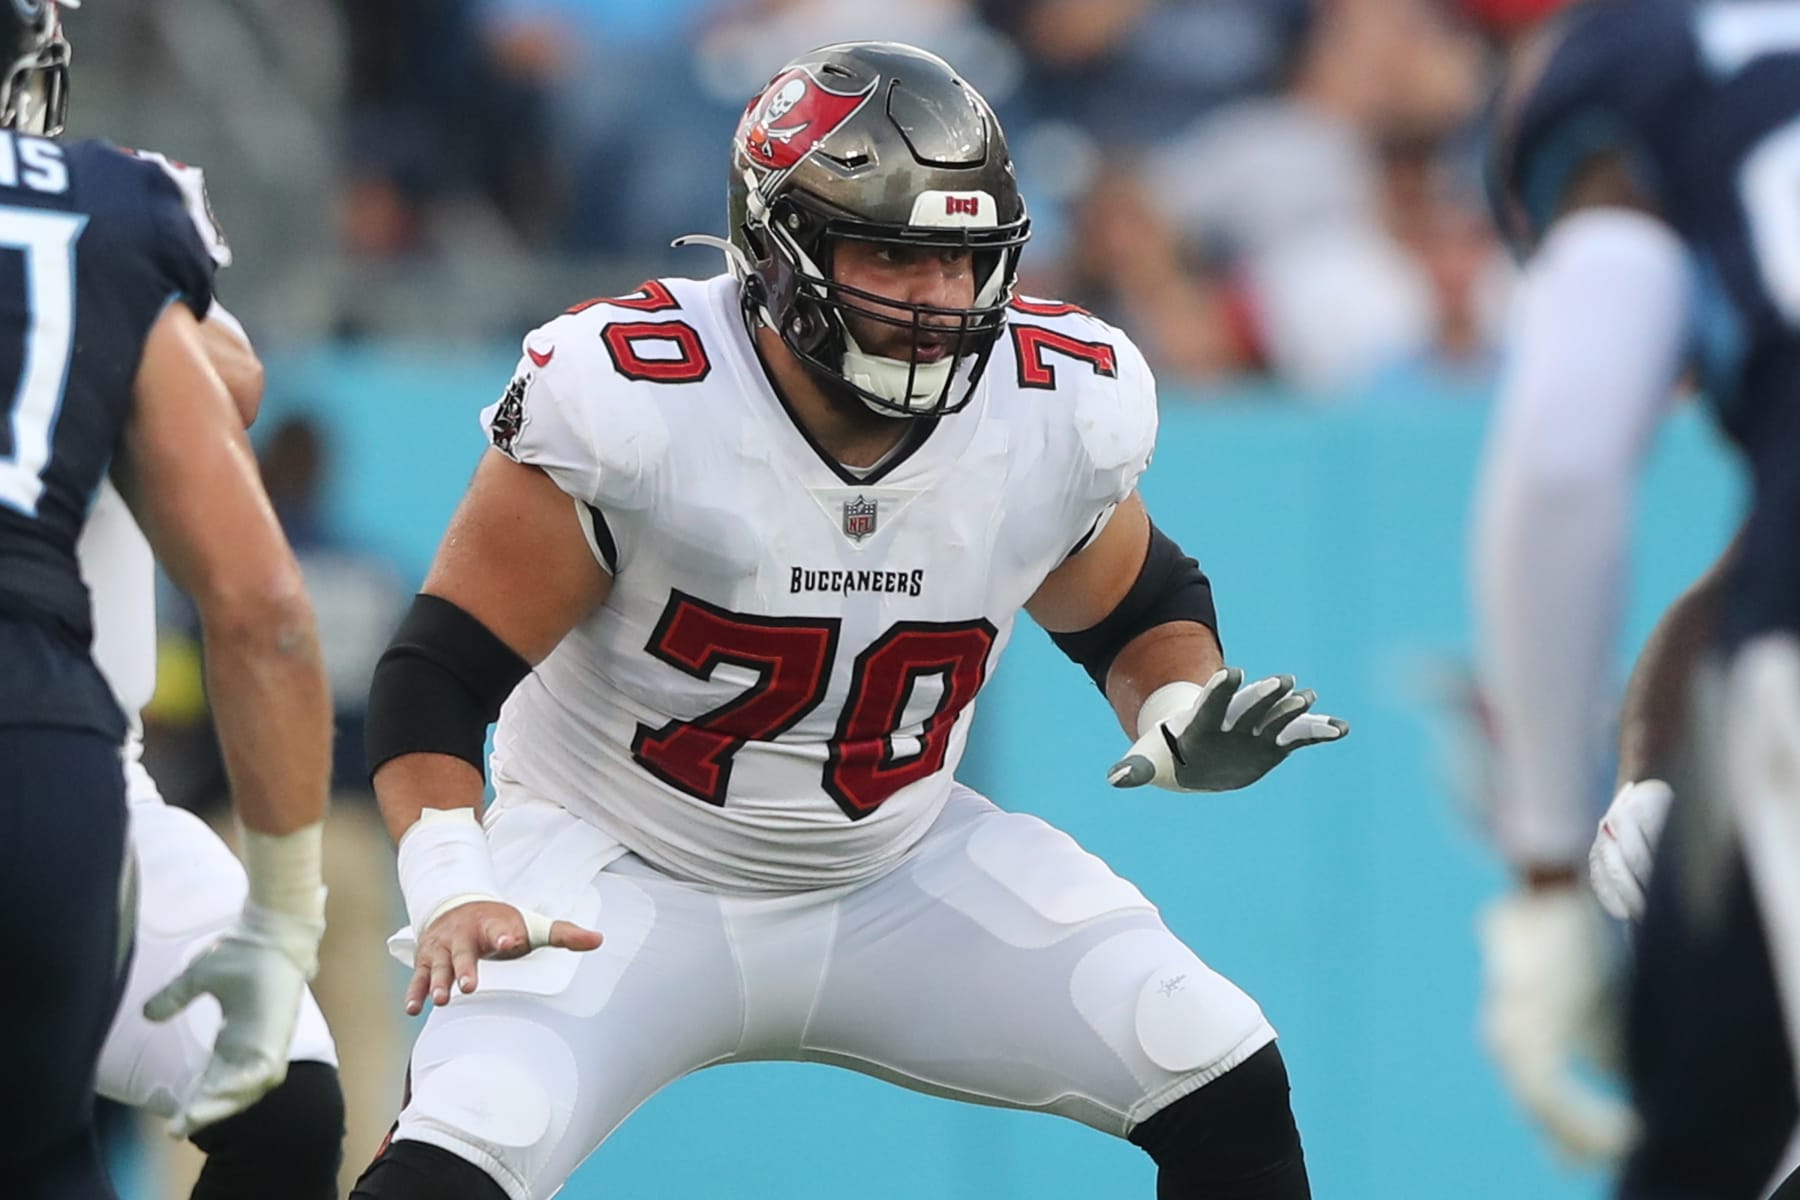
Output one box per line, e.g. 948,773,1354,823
0,205,85,517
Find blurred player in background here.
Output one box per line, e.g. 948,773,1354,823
0,2,334,1195
1475,0,1800,1193
353,40,1347,1200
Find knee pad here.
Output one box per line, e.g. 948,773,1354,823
188,1061,345,1200
1129,1043,1309,1200
351,1139,511,1200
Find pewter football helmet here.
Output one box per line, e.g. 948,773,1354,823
726,42,1029,418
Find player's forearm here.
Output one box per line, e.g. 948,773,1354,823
373,753,486,846
1617,534,1736,785
199,587,332,836
1475,450,1627,873
1103,621,1224,737
1473,209,1688,875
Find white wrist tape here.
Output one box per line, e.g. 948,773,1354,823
396,807,503,939
239,820,327,925
1136,681,1205,739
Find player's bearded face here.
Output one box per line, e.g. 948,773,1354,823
830,239,978,365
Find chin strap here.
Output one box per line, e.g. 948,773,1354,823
841,329,953,415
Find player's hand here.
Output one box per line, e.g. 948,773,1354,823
1108,668,1348,793
144,902,324,1137
406,898,603,1016
1479,885,1634,1162
1589,779,1673,922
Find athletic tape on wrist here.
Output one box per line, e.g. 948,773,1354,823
397,808,504,939
239,821,327,925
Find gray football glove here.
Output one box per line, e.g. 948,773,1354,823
1108,668,1348,793
144,901,323,1136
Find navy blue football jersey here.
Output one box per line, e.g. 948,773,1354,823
0,136,214,734
1492,0,1800,642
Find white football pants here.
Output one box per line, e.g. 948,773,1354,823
387,784,1276,1200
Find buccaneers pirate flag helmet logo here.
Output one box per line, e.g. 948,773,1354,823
739,65,877,172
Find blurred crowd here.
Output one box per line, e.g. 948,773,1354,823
337,0,1523,396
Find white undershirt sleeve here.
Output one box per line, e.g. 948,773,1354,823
1472,207,1691,868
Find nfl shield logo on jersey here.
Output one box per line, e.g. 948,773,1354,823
843,495,878,542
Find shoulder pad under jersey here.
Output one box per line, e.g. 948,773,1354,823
1003,296,1159,510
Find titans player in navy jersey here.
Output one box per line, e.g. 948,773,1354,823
1476,0,1800,1194
0,3,333,1196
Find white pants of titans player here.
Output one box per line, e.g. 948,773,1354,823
386,785,1275,1200
96,753,337,1118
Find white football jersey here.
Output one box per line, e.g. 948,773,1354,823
480,275,1157,890
79,479,156,731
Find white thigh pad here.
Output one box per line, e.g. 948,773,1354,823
402,1014,578,1196
1134,952,1269,1073
470,801,635,1012
413,1055,554,1151
476,875,647,1019
915,810,1156,948
1072,929,1271,1077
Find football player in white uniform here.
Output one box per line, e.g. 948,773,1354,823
352,42,1347,1200
77,174,346,1194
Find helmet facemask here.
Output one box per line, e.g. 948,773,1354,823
753,195,1025,419
0,1,68,137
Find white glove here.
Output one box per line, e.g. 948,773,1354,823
1591,780,1670,928
1108,668,1348,793
1479,886,1635,1162
1589,779,1673,922
144,900,324,1137
145,821,325,1137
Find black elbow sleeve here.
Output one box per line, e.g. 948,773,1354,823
364,594,532,780
1047,522,1218,692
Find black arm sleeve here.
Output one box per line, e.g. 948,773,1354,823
1046,521,1218,693
364,594,533,779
